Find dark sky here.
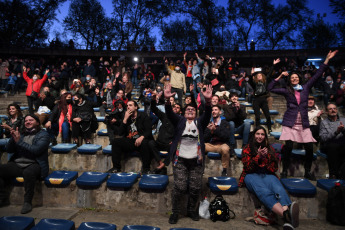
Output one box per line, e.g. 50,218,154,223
49,0,341,47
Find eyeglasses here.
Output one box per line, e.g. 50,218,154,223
186,108,196,112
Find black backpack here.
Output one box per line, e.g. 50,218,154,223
209,195,235,222
326,183,345,226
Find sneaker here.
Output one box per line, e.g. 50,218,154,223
169,212,179,224
187,211,200,221
289,202,299,228
304,171,316,181
283,223,295,230
106,168,121,173
21,202,32,214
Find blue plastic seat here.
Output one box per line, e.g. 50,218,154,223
240,102,252,107
97,129,108,136
44,171,78,186
291,149,317,160
208,177,238,193
234,149,242,159
77,144,102,154
238,97,245,101
51,143,77,153
103,145,112,154
97,116,105,122
93,107,100,112
270,143,283,153
0,216,35,230
122,225,160,230
78,222,117,230
0,114,9,120
269,110,279,115
20,106,29,111
107,172,140,189
260,119,274,125
316,150,327,159
275,119,283,124
138,108,144,113
159,151,168,157
280,178,316,195
32,218,75,230
243,119,254,125
247,109,256,114
139,175,169,191
316,179,345,192
234,133,242,139
133,96,139,100
76,172,108,187
207,152,221,159
270,131,281,140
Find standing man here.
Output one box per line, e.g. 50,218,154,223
0,114,50,214
165,59,186,105
60,62,71,90
319,103,345,179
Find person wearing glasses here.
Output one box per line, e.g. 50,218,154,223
163,83,212,224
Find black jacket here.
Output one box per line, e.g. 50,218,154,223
151,100,174,146
119,111,153,140
223,103,247,128
204,118,231,146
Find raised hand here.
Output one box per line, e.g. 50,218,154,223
337,121,344,133
201,84,213,102
164,83,176,99
324,50,338,64
273,58,280,65
23,66,27,72
45,69,50,75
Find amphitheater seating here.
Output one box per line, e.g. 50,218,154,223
291,149,317,160
0,114,8,120
270,132,281,139
159,151,168,157
93,107,100,112
316,150,327,159
238,97,245,101
44,171,78,186
260,119,274,125
138,108,144,112
77,144,102,154
51,143,77,153
240,102,252,107
76,172,108,187
14,177,24,184
122,225,160,230
78,222,117,230
316,179,345,192
139,175,169,191
107,172,140,189
280,178,317,196
269,110,279,115
207,152,221,159
103,145,112,154
20,106,29,111
97,116,105,122
275,119,283,124
31,218,75,230
234,149,242,159
0,216,35,230
234,134,242,139
247,109,256,114
97,129,108,136
208,177,238,193
243,118,254,125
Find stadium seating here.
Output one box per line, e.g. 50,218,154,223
77,144,102,154
107,172,140,189
280,178,317,196
76,172,108,187
139,175,169,191
0,216,35,230
316,179,345,192
44,171,78,186
51,143,77,153
208,177,238,193
78,222,117,230
31,218,75,230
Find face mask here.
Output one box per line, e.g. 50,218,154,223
327,80,332,84
231,76,236,80
166,77,170,81
33,76,38,80
220,88,225,91
66,99,72,104
86,77,91,81
17,75,21,78
175,67,180,72
245,77,249,81
106,78,110,81
340,85,344,89
118,108,123,112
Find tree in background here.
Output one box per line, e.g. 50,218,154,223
330,0,345,46
258,0,312,50
64,0,113,50
159,19,199,51
228,0,269,51
0,0,65,48
301,14,338,49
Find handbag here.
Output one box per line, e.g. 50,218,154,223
211,78,219,86
30,83,38,98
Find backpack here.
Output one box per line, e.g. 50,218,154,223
209,195,235,222
326,183,345,226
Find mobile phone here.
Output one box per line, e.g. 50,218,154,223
74,79,78,82
254,67,262,72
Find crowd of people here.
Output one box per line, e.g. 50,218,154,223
0,50,344,229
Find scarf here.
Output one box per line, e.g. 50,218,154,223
58,104,72,133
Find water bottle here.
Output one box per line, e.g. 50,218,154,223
199,197,210,219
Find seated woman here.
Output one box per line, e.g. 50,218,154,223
1,104,24,138
239,126,299,230
45,93,73,144
72,91,102,145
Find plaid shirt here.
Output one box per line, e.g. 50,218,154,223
238,145,278,187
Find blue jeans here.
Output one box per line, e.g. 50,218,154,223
229,121,251,146
244,173,291,210
193,76,201,99
61,121,70,141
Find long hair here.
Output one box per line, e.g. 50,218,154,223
59,92,72,116
7,103,23,118
286,72,303,95
253,72,267,84
248,126,273,156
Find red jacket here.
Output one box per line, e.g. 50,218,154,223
23,71,48,97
